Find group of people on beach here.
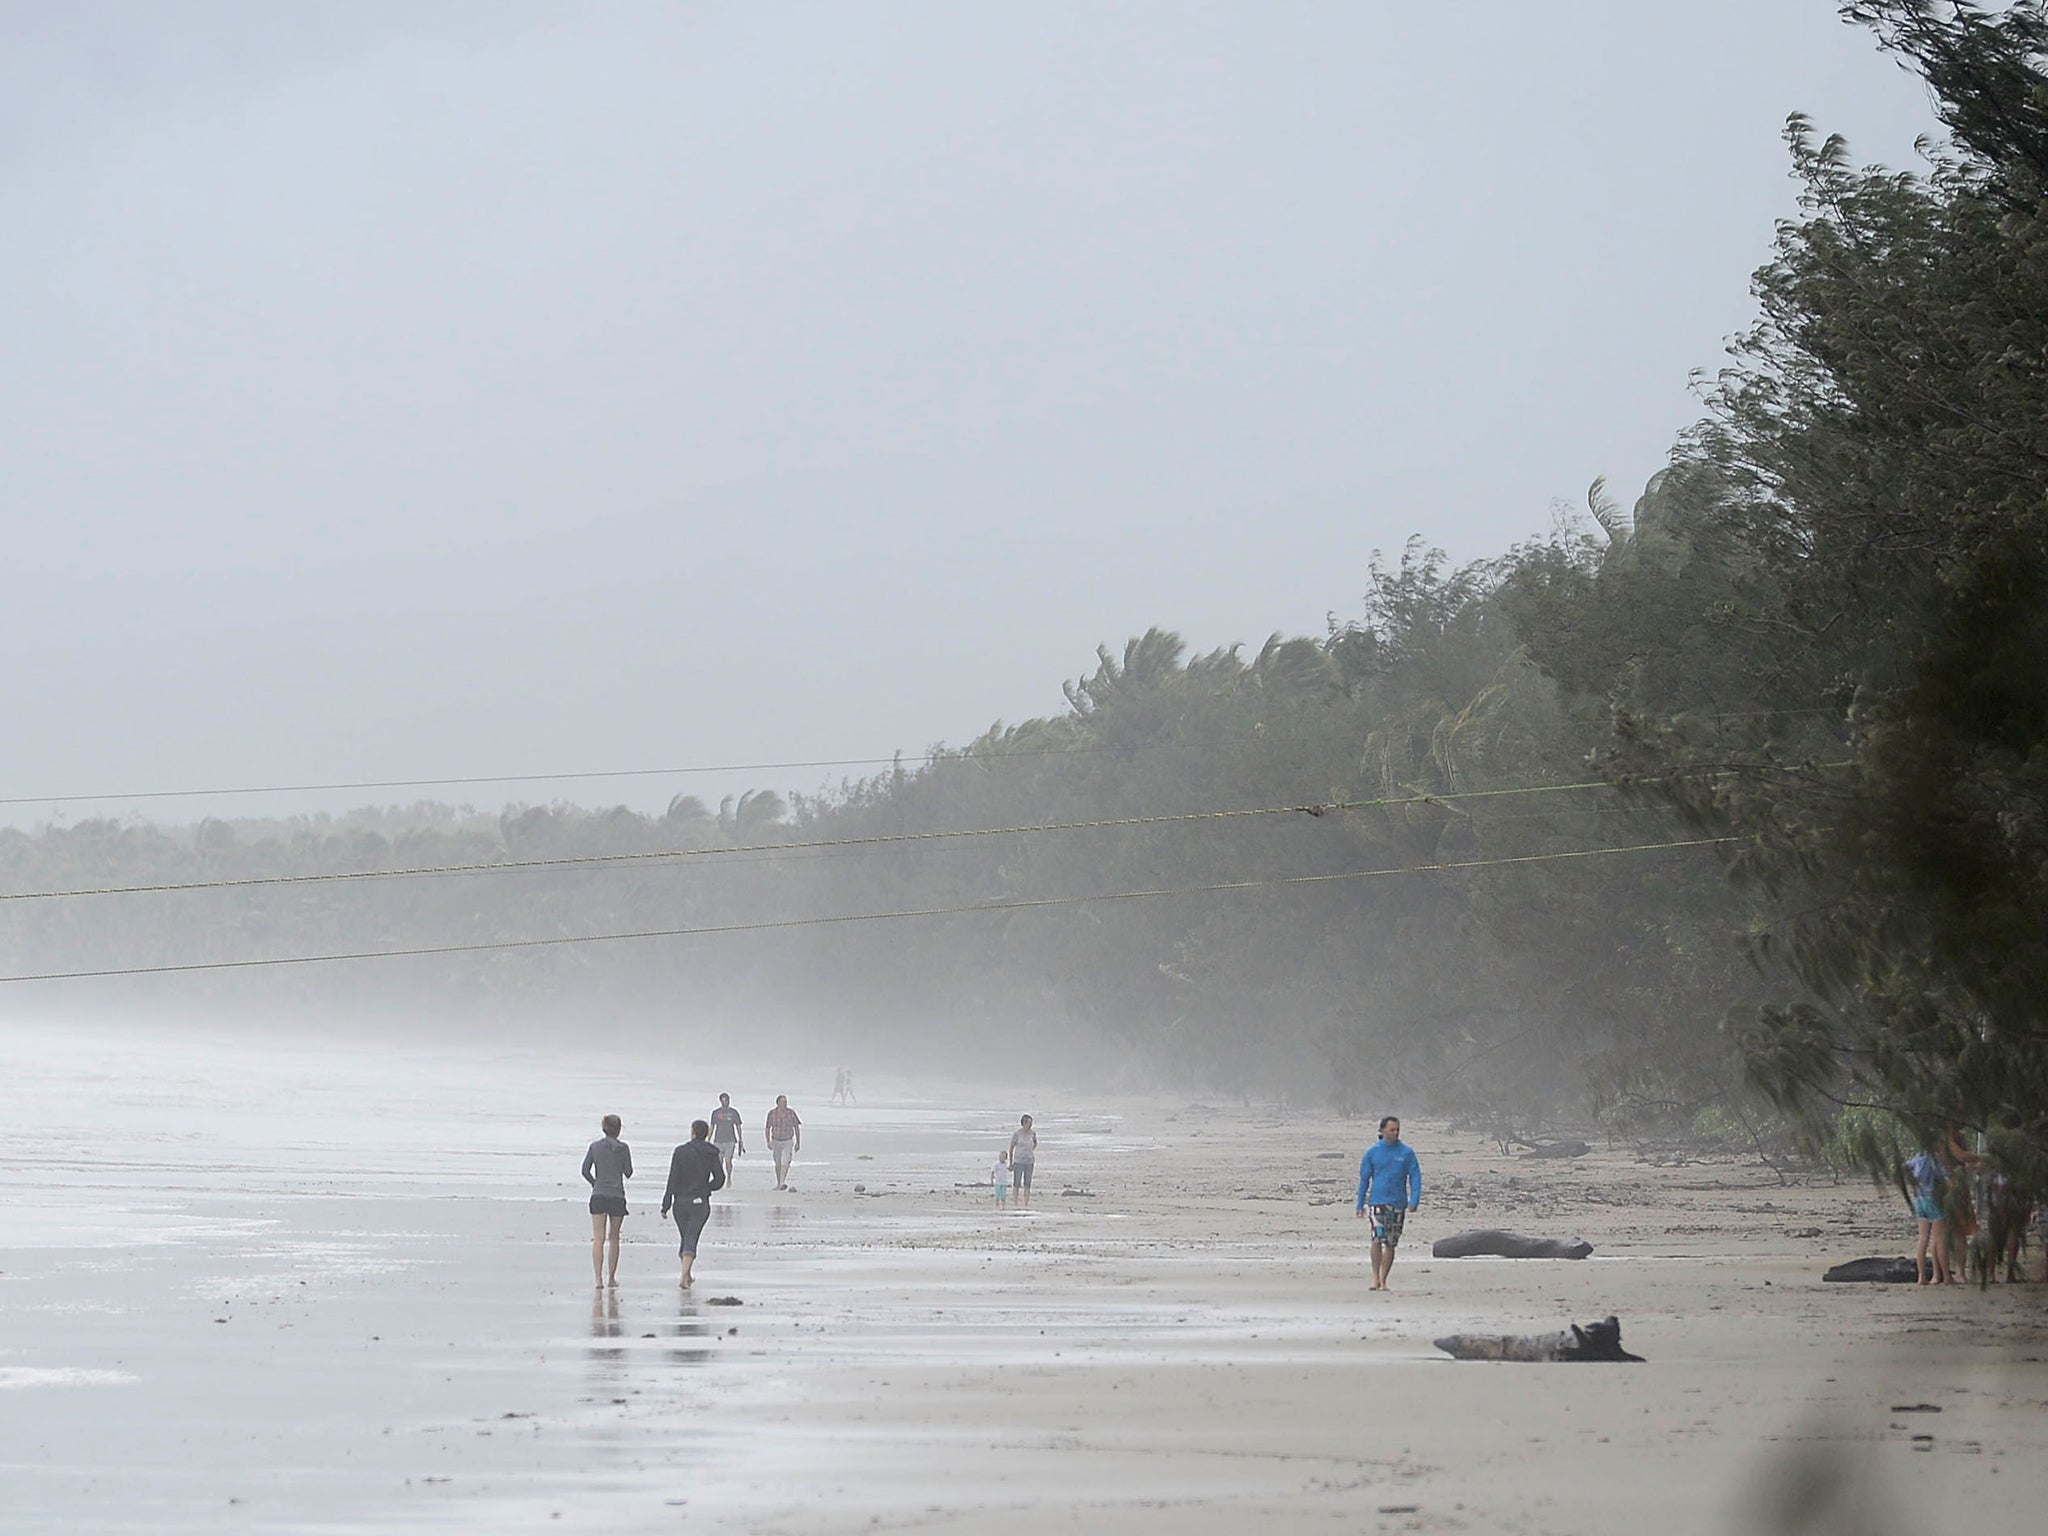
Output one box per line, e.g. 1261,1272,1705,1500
989,1114,1036,1208
1906,1126,2034,1285
579,1093,806,1288
580,1097,1045,1286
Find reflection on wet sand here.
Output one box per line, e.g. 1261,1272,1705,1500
586,1289,626,1394
667,1300,712,1366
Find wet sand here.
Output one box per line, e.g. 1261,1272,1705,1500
2,1021,2044,1533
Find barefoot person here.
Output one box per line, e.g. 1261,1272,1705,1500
1907,1145,1950,1285
765,1095,802,1190
1354,1115,1422,1291
1009,1114,1038,1210
582,1114,634,1288
660,1119,728,1288
709,1093,745,1182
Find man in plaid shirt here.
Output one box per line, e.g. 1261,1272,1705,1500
765,1095,803,1190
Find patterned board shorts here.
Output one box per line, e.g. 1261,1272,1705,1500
1370,1205,1407,1246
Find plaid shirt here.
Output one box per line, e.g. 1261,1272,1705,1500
765,1105,801,1140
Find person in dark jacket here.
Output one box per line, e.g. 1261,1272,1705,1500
660,1119,728,1288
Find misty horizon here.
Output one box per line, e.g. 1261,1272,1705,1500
4,3,1939,829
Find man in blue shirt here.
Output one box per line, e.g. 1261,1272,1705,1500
1355,1115,1422,1291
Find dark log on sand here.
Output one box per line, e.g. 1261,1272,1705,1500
1520,1140,1590,1160
1821,1256,1920,1283
1431,1229,1594,1260
1435,1315,1643,1362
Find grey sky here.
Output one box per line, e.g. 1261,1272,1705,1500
2,3,1937,825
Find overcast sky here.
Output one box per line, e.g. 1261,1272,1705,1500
2,3,1939,826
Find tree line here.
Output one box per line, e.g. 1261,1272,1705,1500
3,2,2042,1184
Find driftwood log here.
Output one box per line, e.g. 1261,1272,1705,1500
1431,1228,1594,1260
1435,1315,1643,1362
1821,1256,1920,1283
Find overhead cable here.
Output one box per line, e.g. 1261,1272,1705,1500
0,740,1237,809
0,835,1735,985
0,778,1650,903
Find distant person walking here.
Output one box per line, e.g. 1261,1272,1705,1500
582,1114,634,1288
1354,1116,1422,1292
660,1119,728,1289
766,1095,802,1189
992,1147,1012,1209
710,1093,745,1182
831,1068,848,1105
1009,1115,1038,1209
841,1069,855,1104
1907,1146,1950,1285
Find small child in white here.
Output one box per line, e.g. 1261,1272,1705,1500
992,1148,1012,1208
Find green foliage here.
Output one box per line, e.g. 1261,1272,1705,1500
0,5,2037,1183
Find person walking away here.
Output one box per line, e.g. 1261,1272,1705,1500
831,1068,847,1106
582,1114,633,1288
710,1093,745,1182
1354,1115,1421,1292
841,1070,855,1104
661,1119,728,1289
992,1147,1012,1209
766,1095,802,1190
1009,1115,1038,1209
1907,1146,1949,1285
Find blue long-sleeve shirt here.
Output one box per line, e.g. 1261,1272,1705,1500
1356,1139,1421,1210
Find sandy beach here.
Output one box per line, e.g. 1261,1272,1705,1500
2,1020,2043,1534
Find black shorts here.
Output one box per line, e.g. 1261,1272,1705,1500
1370,1205,1406,1246
677,1198,711,1255
589,1194,628,1219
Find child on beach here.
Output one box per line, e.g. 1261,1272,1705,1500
992,1149,1012,1209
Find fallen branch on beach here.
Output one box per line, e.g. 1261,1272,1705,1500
1821,1257,1918,1283
1434,1315,1643,1362
1431,1229,1594,1259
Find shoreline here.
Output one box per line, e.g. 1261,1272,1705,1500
1,1023,2043,1533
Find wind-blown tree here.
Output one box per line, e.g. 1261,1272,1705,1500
1505,0,2048,1183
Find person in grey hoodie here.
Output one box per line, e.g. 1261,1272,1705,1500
582,1114,633,1287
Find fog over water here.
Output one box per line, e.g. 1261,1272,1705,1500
1,3,1938,825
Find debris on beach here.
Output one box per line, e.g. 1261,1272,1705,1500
1822,1257,1918,1283
1519,1140,1590,1159
1431,1229,1594,1259
705,1296,743,1307
1434,1315,1643,1362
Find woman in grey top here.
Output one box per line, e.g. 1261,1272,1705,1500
1009,1114,1037,1209
582,1114,633,1287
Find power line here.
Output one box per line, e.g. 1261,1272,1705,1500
0,707,1851,810
0,835,1735,986
0,740,1240,810
0,778,1645,904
